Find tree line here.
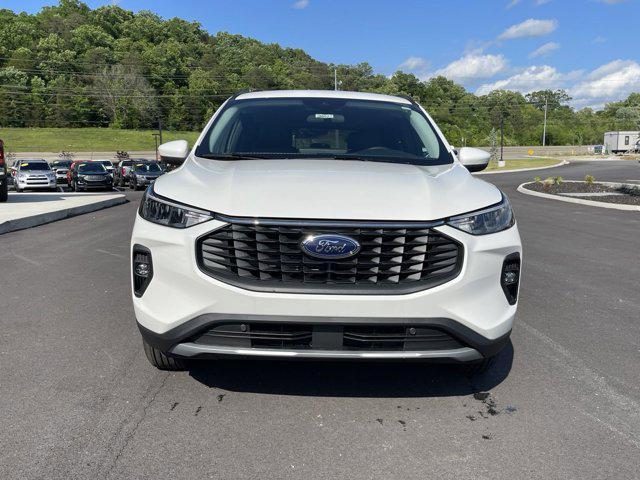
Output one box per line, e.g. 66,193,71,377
0,0,638,146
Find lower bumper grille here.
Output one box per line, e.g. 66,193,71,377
191,323,464,352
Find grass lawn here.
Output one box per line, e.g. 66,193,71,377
485,157,561,171
0,127,200,152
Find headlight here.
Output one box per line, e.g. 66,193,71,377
139,188,212,228
447,194,515,235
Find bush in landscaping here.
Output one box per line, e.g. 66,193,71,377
585,174,595,185
534,176,542,183
542,177,555,189
554,176,563,185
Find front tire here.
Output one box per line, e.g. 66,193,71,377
142,340,186,371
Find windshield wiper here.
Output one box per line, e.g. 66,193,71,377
327,155,371,161
197,153,272,160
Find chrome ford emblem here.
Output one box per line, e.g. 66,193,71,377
301,234,361,260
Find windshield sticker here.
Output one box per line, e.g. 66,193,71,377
315,113,334,119
20,163,29,167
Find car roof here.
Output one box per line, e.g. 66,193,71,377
19,158,47,162
235,89,412,105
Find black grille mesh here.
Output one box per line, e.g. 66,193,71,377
197,220,463,293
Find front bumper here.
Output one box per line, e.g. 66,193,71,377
16,179,56,189
132,215,522,361
77,179,113,189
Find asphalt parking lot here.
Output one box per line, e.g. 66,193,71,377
1,160,639,479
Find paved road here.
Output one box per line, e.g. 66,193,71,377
1,160,639,479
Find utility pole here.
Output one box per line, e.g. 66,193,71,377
498,116,505,168
158,116,163,145
334,68,338,91
542,96,548,147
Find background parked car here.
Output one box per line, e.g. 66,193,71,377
50,159,72,186
0,139,7,202
92,159,115,175
129,161,163,190
13,159,57,192
69,161,113,192
114,159,134,187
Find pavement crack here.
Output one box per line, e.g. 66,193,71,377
102,373,170,479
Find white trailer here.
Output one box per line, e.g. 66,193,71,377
603,131,639,153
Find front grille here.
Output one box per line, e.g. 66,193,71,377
197,217,463,294
191,323,464,352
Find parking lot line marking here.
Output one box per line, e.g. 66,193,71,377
97,249,127,259
11,253,41,266
520,320,640,449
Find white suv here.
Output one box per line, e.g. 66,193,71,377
131,90,522,374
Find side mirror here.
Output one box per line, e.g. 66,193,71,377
158,140,189,166
458,147,490,172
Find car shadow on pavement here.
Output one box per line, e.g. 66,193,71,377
187,341,513,398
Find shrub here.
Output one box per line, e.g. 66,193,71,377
59,151,75,161
542,177,555,190
554,176,563,185
585,174,595,185
534,176,542,183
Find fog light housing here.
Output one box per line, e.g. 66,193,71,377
132,245,153,297
501,253,521,305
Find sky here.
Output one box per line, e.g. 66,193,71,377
4,0,640,108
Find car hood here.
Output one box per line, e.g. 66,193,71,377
154,157,502,221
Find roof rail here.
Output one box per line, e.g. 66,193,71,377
231,89,252,100
394,93,418,105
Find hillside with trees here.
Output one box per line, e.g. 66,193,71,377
0,0,638,146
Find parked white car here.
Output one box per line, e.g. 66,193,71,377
131,90,522,374
13,158,57,192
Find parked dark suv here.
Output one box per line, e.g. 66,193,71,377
70,161,113,191
129,161,163,190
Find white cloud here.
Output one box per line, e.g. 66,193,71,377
506,0,521,8
598,0,628,3
292,0,309,9
475,59,639,108
398,56,429,79
435,54,508,82
399,56,428,71
535,0,552,5
571,60,640,105
591,35,606,44
476,65,566,95
529,41,559,58
498,18,558,40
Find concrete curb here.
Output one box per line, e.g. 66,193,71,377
517,181,640,212
476,159,569,175
0,194,128,235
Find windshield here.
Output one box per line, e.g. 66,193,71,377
20,162,50,171
134,163,161,173
78,163,106,173
52,161,72,168
98,161,113,167
195,98,453,165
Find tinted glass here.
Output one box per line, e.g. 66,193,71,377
52,160,72,168
78,163,107,173
134,163,161,173
195,98,453,166
20,162,50,171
